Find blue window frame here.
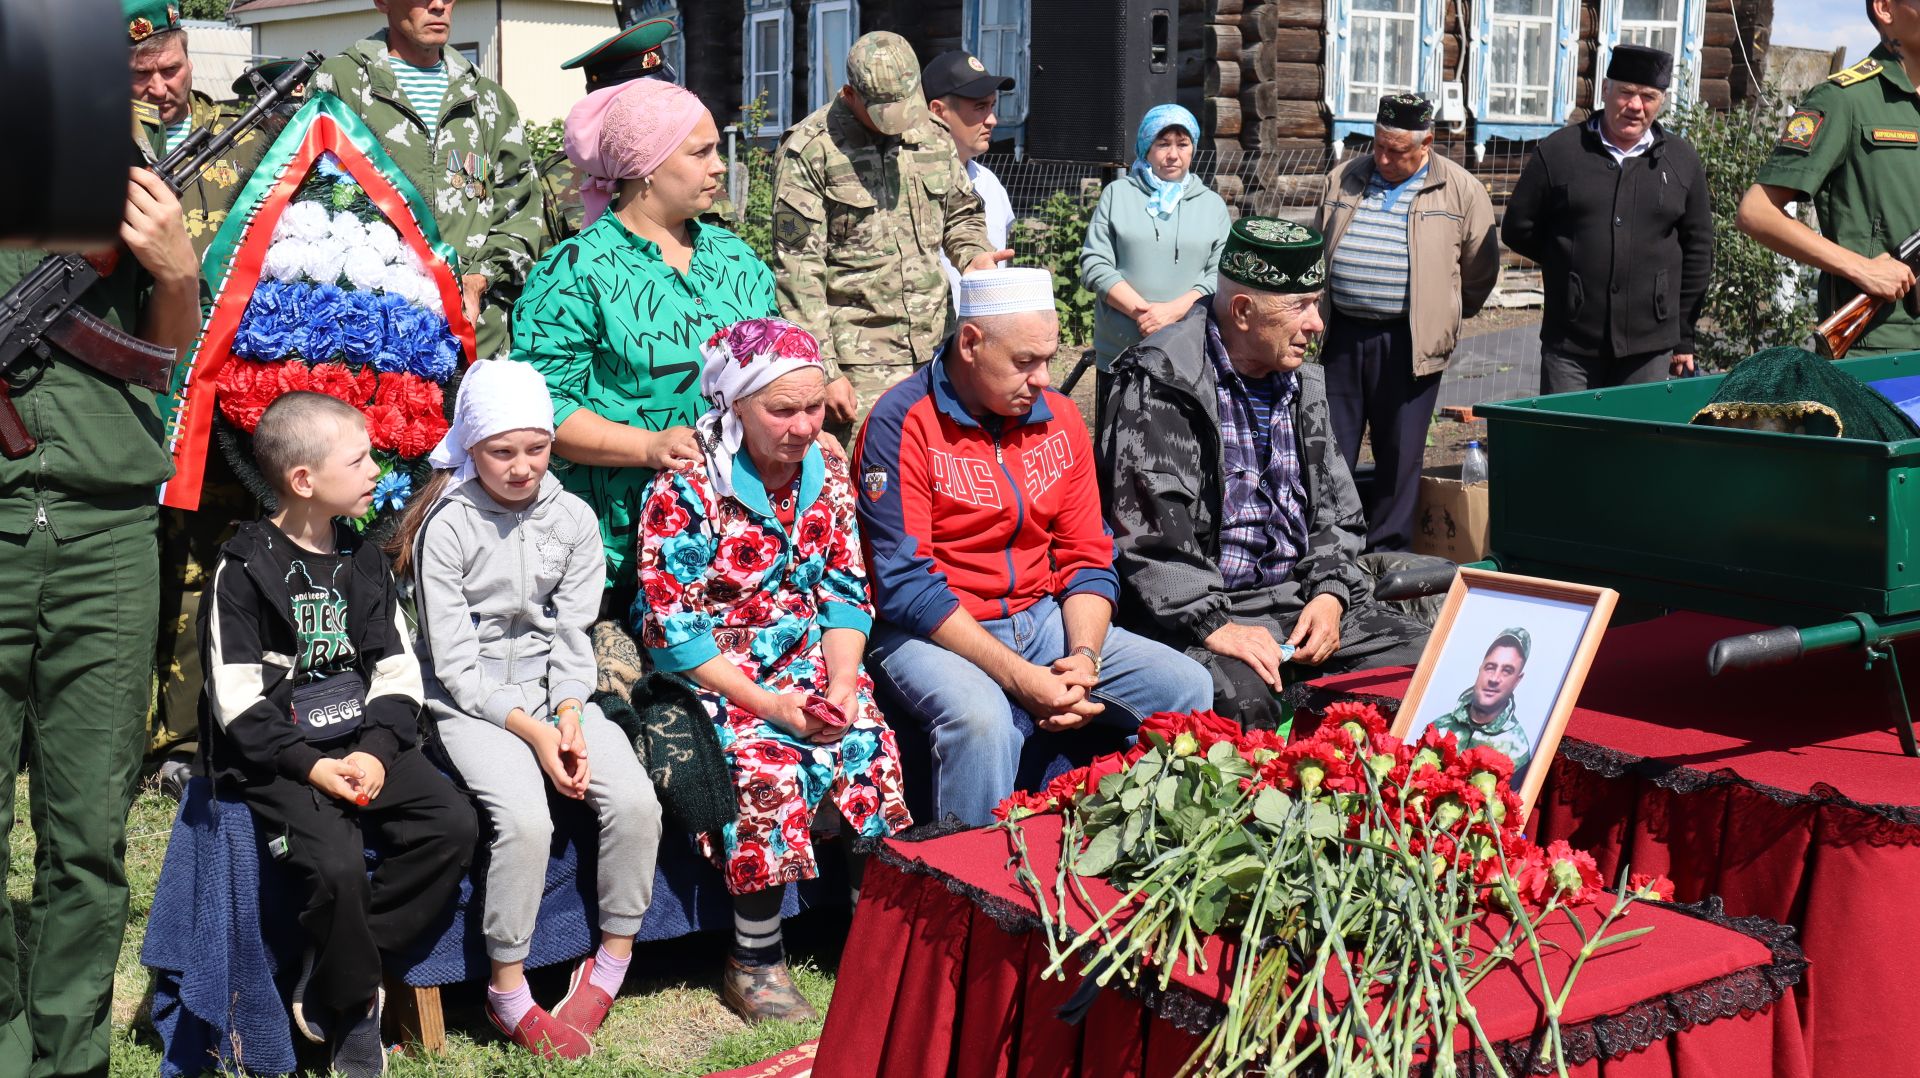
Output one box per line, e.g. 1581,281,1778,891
742,0,794,137
1325,0,1445,143
1595,0,1706,107
1468,0,1579,144
808,0,861,112
963,0,1030,146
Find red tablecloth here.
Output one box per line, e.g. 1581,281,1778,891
1299,610,1920,1078
815,815,1806,1077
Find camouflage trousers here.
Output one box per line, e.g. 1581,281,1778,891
151,473,254,757
1179,552,1442,731
828,363,919,446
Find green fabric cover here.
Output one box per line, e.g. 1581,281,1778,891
1691,345,1920,442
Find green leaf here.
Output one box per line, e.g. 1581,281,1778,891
1097,771,1127,800
1119,784,1149,813
1305,801,1342,839
1074,827,1121,877
1154,774,1181,813
1206,740,1239,767
1253,787,1292,828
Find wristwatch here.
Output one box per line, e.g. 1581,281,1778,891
1069,645,1103,677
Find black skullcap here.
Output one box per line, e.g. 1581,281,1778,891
1375,93,1434,131
1606,43,1674,90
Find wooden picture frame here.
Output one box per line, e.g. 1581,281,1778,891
1389,568,1618,818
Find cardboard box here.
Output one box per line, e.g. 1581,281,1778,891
1411,466,1489,562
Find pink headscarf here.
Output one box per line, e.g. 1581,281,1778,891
562,79,708,229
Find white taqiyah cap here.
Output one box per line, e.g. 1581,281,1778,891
956,267,1056,318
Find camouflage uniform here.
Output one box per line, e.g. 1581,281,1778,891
314,31,548,362
772,96,990,437
1427,693,1534,775
1098,305,1431,731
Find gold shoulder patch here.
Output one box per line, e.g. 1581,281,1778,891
131,99,160,126
1830,56,1884,87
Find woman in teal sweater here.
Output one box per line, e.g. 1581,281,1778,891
1079,104,1232,380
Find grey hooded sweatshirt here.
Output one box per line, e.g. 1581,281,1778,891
412,472,605,726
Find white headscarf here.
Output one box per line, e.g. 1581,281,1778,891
695,318,826,499
427,359,556,483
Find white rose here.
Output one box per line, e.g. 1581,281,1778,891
362,221,403,264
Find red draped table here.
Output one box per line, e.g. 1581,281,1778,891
816,814,1806,1077
1295,610,1920,1078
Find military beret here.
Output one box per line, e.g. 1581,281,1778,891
125,0,181,44
561,19,677,90
1218,217,1326,294
1376,92,1434,131
1606,44,1673,90
1489,627,1532,662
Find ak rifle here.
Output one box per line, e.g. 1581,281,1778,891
1814,227,1920,360
0,52,321,460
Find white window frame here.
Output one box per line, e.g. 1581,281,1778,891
807,0,861,113
1467,0,1579,149
1482,1,1555,121
1325,0,1444,142
964,0,1030,133
1348,0,1421,115
742,5,794,137
1595,0,1705,108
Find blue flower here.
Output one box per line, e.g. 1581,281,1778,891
662,610,714,645
749,615,807,669
660,533,715,584
338,290,385,366
838,727,877,774
371,469,412,513
797,753,832,808
373,294,419,374
303,283,346,361
788,555,823,592
410,320,461,382
236,281,296,360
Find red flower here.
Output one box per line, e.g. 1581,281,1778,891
373,372,445,422
717,531,781,578
307,362,373,407
731,840,774,892
796,511,831,555
362,403,407,452
1452,745,1516,797
1322,700,1388,746
272,361,313,395
642,489,692,537
1273,739,1350,795
641,572,684,611
1520,839,1602,905
1628,872,1677,902
1084,751,1132,795
1044,768,1088,807
840,782,880,823
395,414,448,458
216,360,273,431
1235,728,1286,766
992,789,1054,822
1140,710,1240,754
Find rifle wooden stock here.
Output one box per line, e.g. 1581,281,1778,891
1815,293,1879,359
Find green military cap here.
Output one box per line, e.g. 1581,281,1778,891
231,57,305,98
561,18,677,90
1489,627,1532,662
847,31,926,136
1218,217,1327,294
124,0,181,43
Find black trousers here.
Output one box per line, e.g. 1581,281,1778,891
1538,344,1672,394
1321,313,1442,553
240,746,476,1015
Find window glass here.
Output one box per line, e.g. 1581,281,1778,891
1346,0,1418,115
965,0,1028,126
1486,0,1553,119
813,1,854,110
749,13,788,134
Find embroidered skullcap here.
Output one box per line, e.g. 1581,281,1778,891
428,360,555,483
1376,93,1434,131
1218,217,1326,294
956,267,1056,318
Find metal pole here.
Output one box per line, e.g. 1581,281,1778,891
725,124,744,221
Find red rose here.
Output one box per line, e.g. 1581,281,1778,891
717,532,780,577
796,511,831,556
780,812,811,853
731,840,774,892
641,489,692,537
641,573,683,610
745,777,786,814
1083,752,1131,796
363,403,407,452
839,782,880,824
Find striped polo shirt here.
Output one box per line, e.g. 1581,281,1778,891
1328,163,1428,320
386,53,450,136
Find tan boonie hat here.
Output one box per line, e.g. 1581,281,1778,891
847,31,926,136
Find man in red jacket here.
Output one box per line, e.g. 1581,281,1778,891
854,268,1214,826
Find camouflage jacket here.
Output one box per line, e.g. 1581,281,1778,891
1428,693,1534,775
772,98,990,376
315,33,547,361
1098,305,1371,645
176,91,277,259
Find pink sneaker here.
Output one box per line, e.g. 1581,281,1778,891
552,956,617,1038
488,1002,593,1060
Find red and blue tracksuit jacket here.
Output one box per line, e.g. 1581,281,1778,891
852,357,1118,637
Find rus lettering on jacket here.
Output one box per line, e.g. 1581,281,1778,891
927,447,1004,509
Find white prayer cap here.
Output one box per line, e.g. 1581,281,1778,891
428,360,555,483
956,267,1056,318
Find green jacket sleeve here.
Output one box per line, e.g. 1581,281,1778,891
1755,82,1851,198
472,89,547,288
940,158,992,271
772,141,840,378
1079,185,1125,300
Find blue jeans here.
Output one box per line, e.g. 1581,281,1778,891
869,596,1215,826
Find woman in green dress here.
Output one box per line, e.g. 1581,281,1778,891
514,78,776,695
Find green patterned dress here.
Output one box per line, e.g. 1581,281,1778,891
512,212,775,587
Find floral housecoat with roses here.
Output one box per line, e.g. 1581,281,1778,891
636,446,911,894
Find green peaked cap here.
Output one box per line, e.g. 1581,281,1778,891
561,18,676,88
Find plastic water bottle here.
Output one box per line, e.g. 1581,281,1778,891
1460,440,1488,487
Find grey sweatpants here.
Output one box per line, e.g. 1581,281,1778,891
435,704,663,963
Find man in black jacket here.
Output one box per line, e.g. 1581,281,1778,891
1503,44,1713,393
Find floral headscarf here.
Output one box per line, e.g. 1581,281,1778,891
695,317,825,499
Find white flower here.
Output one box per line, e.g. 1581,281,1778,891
306,242,347,285
260,238,310,283
362,221,403,264
329,211,367,249
343,247,389,292
276,199,332,243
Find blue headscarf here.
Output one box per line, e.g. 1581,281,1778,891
1130,103,1201,221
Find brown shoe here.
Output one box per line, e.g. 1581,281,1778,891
721,956,819,1024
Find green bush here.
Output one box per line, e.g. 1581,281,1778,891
731,95,778,261
1011,187,1101,347
1667,92,1819,369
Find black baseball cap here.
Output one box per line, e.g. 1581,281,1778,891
921,51,1014,101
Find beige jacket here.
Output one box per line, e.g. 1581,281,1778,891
1315,152,1500,376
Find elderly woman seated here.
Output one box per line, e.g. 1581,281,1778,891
633,317,912,1024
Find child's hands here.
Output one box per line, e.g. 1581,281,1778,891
308,757,367,803
555,701,591,795
343,752,387,803
511,709,589,800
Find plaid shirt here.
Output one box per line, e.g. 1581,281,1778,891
1206,311,1308,590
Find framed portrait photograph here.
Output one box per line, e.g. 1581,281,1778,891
1390,568,1618,817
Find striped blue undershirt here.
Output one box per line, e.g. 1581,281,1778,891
387,53,449,136
163,119,192,155
1328,163,1428,319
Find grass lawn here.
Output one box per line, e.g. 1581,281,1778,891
8,773,838,1077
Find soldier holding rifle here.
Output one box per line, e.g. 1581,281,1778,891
1737,0,1920,357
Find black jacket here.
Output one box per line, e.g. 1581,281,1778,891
200,519,425,786
1502,120,1713,358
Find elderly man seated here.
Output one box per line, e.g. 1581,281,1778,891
1098,219,1430,731
855,268,1214,826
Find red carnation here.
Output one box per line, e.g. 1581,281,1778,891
1044,768,1088,807
1235,728,1286,767
1628,872,1677,902
1140,709,1240,754
362,403,407,452
992,789,1054,822
273,361,313,394
1322,700,1388,746
307,362,371,407
395,415,448,459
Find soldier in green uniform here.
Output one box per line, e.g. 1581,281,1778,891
541,18,681,245
1737,1,1920,355
0,6,201,1070
772,31,1011,441
1426,627,1535,775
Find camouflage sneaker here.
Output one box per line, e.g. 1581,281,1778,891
721,957,818,1025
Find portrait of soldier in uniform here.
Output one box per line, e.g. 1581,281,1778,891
1427,627,1535,776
